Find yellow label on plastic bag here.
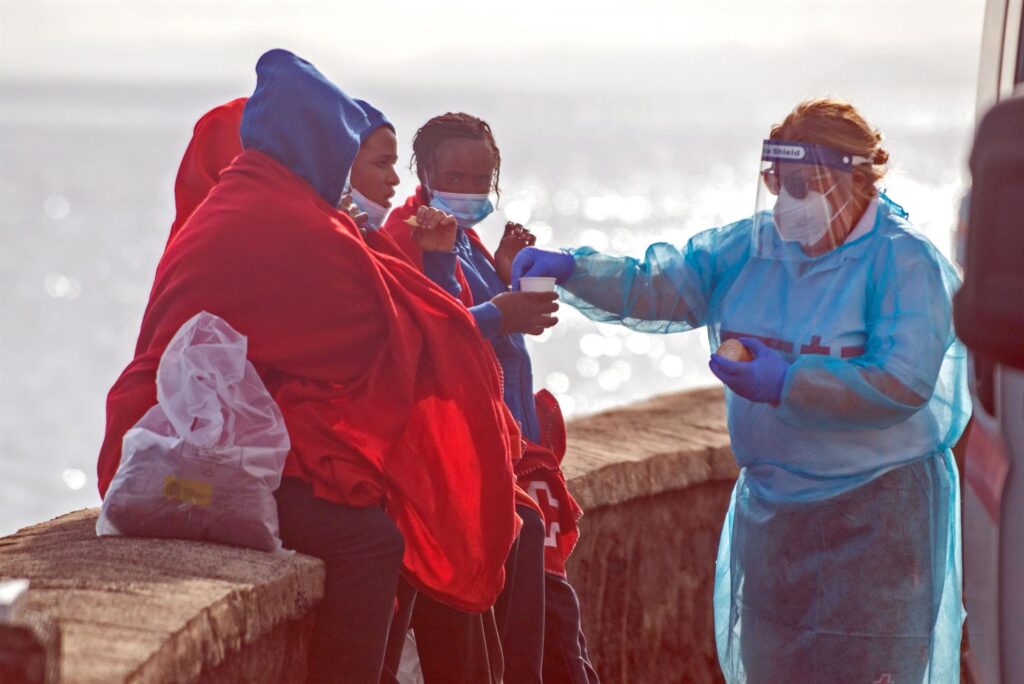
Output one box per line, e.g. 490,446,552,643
162,476,213,506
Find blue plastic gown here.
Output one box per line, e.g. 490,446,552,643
558,194,970,682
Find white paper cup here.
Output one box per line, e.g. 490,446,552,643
519,276,557,293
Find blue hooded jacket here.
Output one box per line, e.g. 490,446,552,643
240,49,371,208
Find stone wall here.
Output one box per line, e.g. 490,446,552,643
0,387,735,682
562,387,737,684
569,483,733,683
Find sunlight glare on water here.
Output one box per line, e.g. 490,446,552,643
62,469,87,491
43,193,71,220
43,272,82,300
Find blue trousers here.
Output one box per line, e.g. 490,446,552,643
543,572,600,684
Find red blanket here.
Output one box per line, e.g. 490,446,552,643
519,390,583,577
99,150,520,611
383,190,583,575
382,188,475,307
166,98,246,248
138,99,247,359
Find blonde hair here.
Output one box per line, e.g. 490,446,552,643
770,98,889,184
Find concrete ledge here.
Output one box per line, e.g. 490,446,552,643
0,510,323,683
563,387,737,510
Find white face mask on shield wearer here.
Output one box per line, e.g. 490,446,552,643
773,181,851,247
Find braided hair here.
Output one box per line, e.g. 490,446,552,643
411,112,502,200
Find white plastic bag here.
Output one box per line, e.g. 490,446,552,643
397,630,424,684
97,311,291,553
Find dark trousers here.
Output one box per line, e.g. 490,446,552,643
395,504,546,684
410,590,504,684
274,478,405,684
382,577,504,684
543,573,600,684
384,504,597,684
494,504,547,684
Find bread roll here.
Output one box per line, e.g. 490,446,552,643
716,339,753,362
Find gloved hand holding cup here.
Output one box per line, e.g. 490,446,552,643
511,247,575,291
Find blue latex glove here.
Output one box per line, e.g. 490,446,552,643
709,337,790,405
510,247,575,290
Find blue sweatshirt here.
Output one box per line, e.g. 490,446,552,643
423,230,541,443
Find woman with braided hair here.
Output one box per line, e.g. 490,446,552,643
382,113,598,684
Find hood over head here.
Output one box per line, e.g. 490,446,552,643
354,98,393,141
240,49,370,207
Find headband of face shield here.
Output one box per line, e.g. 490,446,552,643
752,140,871,259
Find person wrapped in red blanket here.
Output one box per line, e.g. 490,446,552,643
165,97,246,248
382,113,597,684
97,50,520,683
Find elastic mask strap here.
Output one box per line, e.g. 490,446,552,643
822,181,855,229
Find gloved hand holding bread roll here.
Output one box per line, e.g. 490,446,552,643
716,338,753,362
709,337,790,405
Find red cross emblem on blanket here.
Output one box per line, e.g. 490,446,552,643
527,480,561,548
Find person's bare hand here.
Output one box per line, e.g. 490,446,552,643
412,206,457,252
495,222,537,284
339,194,369,228
491,291,558,335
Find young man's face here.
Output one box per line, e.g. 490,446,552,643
427,138,496,195
351,127,400,207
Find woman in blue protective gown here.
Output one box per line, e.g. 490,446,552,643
511,98,970,683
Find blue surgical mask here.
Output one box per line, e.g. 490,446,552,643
347,186,389,230
428,188,494,229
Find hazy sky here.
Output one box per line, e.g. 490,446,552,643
1,0,984,89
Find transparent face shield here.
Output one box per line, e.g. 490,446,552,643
752,140,870,260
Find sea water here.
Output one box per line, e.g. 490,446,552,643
0,60,976,534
